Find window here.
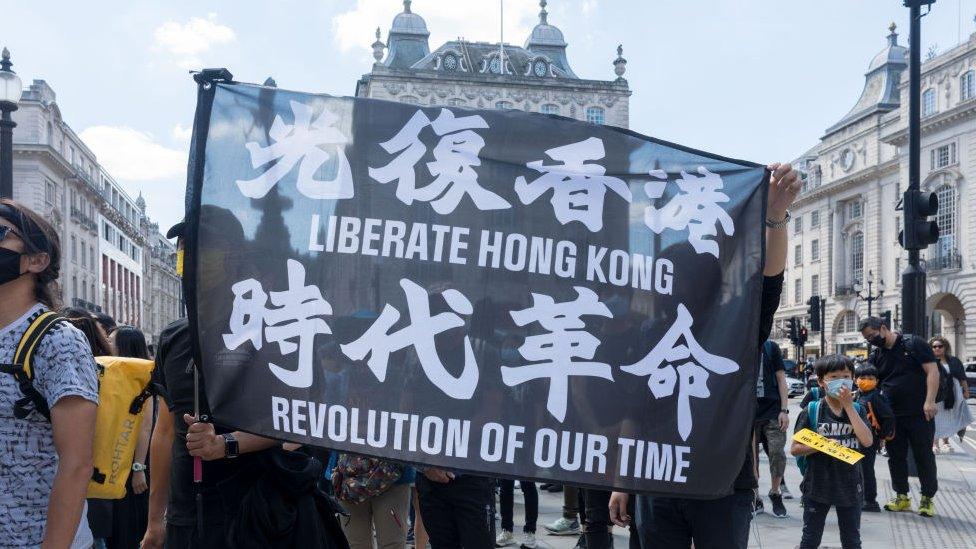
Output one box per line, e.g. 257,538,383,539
89,245,95,269
840,310,857,333
586,107,605,124
495,101,513,110
811,239,820,262
850,231,864,284
70,235,77,262
848,200,862,220
922,88,936,116
72,276,77,298
541,103,560,115
810,210,820,228
811,275,820,297
794,244,802,266
793,216,802,235
962,71,975,101
794,279,802,304
81,243,86,266
399,95,419,105
929,143,956,169
45,181,55,205
935,184,956,257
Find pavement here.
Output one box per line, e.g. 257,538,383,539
494,398,976,549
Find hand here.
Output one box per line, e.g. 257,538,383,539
131,470,148,495
838,385,855,409
423,468,455,483
141,520,165,549
923,401,937,421
767,163,801,220
609,491,631,527
184,414,225,461
778,411,790,432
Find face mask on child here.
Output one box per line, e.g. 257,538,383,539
856,379,877,392
825,378,854,398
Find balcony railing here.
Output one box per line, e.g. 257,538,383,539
73,165,100,194
70,206,98,234
71,298,103,313
834,284,857,297
925,253,963,272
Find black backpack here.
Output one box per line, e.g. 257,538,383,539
871,334,951,406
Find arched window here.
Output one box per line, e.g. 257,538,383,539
922,88,936,116
839,310,858,333
850,231,864,285
399,95,419,105
935,183,956,257
961,71,975,101
586,106,605,124
541,103,560,115
495,101,513,110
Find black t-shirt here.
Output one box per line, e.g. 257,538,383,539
869,334,937,417
794,402,866,506
151,318,260,526
755,340,785,422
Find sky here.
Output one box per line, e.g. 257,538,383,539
3,0,972,233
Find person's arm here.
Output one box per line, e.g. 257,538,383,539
838,387,873,448
775,369,790,431
130,397,154,495
183,414,280,459
921,360,939,421
141,399,173,549
609,491,630,527
43,396,98,549
763,163,799,277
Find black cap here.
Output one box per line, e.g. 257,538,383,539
166,221,186,239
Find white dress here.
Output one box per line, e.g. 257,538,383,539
934,361,974,439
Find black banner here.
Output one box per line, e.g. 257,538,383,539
188,81,767,497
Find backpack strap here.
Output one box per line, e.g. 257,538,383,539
807,400,820,431
0,312,66,421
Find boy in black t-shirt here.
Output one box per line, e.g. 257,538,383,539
791,355,874,549
853,364,894,513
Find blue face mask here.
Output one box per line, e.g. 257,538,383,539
825,378,854,398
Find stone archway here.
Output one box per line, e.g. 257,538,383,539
927,292,967,358
832,309,865,357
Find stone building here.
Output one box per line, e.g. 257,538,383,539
355,0,631,129
776,23,975,363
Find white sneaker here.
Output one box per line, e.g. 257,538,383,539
496,530,515,547
519,532,537,548
543,517,580,535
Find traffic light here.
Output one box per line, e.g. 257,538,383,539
788,317,798,344
881,310,892,329
799,326,809,346
807,296,822,331
899,189,940,250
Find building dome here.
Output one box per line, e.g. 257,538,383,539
867,23,907,73
526,1,567,48
391,0,429,37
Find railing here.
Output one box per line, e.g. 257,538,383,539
71,298,103,313
925,253,963,272
73,164,100,195
69,206,98,234
834,284,856,297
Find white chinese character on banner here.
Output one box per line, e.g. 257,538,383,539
222,259,333,389
340,278,479,399
643,167,735,258
514,137,632,232
236,100,354,200
501,286,614,422
620,303,738,441
368,108,511,214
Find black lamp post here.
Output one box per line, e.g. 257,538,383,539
0,47,23,200
854,270,885,318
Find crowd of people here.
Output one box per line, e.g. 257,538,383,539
0,160,969,549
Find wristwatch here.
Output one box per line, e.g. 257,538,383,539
780,409,789,414
222,433,239,459
765,210,791,228
132,462,147,472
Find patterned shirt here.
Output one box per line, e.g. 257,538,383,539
0,304,99,547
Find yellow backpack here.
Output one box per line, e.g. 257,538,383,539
1,311,155,499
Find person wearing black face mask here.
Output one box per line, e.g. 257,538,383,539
859,316,940,518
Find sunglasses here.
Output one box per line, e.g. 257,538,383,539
931,344,944,348
0,224,23,242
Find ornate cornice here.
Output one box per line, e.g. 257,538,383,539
793,158,899,207
882,98,976,145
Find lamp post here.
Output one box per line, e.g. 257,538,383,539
854,270,885,318
0,48,23,200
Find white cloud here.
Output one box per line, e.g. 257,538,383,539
171,123,193,143
79,126,187,181
581,0,598,16
153,13,236,69
332,0,541,60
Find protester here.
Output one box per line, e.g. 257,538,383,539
791,355,873,549
929,336,972,452
0,199,99,547
853,364,893,513
859,316,940,517
753,339,791,518
327,453,413,549
543,487,581,536
610,162,800,548
109,325,155,549
496,478,539,548
61,307,116,549
93,311,118,338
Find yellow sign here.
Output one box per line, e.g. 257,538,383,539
792,428,865,465
844,348,868,359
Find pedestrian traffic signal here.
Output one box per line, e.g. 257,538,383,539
898,189,939,250
807,296,822,331
799,326,808,346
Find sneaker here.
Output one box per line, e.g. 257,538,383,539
862,501,882,513
918,496,935,518
539,483,555,491
519,532,538,549
884,494,912,512
546,484,564,493
769,492,788,518
543,518,580,536
496,530,516,547
752,496,764,516
781,483,794,500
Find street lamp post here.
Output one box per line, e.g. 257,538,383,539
854,270,885,318
0,48,23,200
